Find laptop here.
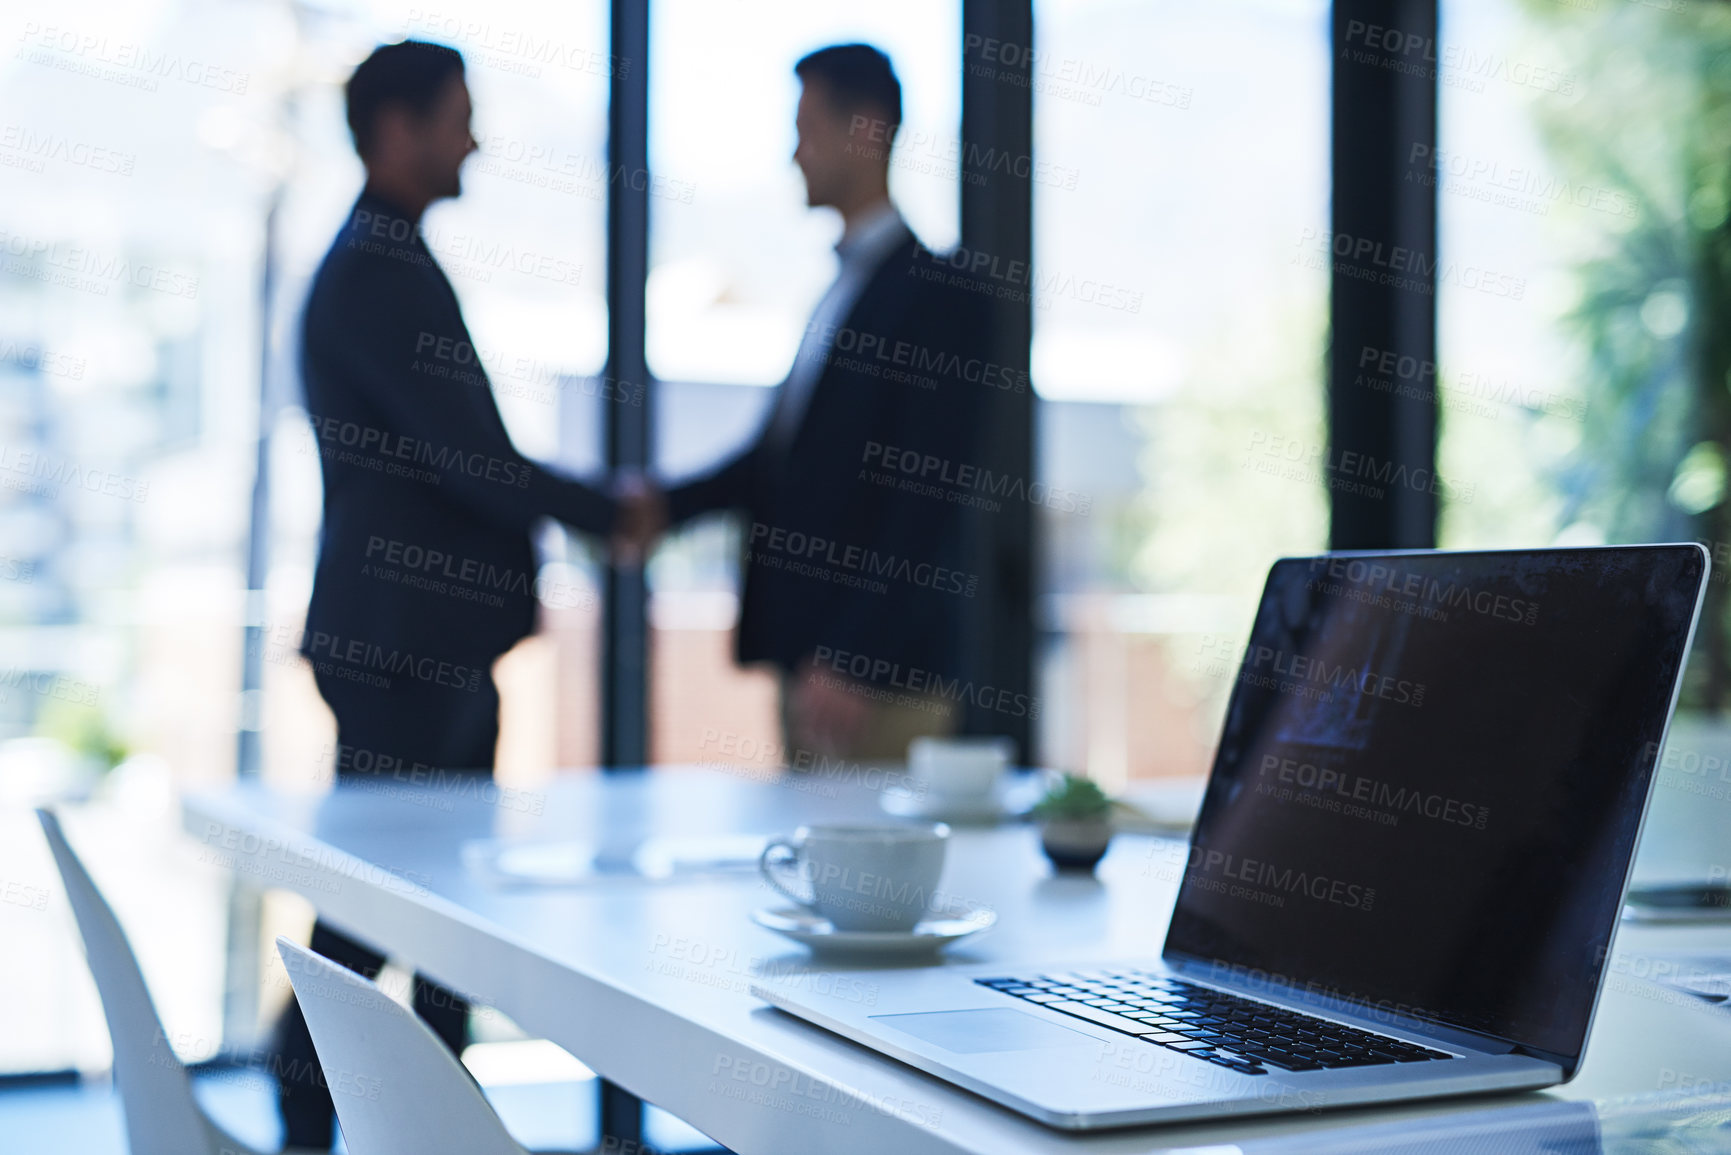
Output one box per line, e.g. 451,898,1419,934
752,545,1709,1130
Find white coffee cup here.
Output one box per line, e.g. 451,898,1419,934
908,736,1013,803
759,823,949,932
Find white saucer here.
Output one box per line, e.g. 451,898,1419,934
880,785,1010,824
751,903,996,958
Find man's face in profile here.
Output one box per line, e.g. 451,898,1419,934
406,74,477,200
794,78,885,210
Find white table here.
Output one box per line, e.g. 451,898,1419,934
184,768,1731,1154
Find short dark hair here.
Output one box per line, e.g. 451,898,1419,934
345,41,466,159
795,44,902,133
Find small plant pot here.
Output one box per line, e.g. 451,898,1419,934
1040,819,1113,872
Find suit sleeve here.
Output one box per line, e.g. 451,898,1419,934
664,438,761,525
306,261,614,537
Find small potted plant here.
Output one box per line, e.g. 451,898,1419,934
1032,773,1115,872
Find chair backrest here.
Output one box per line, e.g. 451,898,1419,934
34,808,228,1155
275,937,528,1155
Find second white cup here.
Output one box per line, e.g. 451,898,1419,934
908,736,1012,803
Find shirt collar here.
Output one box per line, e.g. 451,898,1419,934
835,202,906,266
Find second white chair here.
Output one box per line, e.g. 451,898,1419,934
275,936,529,1155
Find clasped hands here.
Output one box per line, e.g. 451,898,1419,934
610,470,668,566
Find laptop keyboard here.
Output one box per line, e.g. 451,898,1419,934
975,968,1453,1077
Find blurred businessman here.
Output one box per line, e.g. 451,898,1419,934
271,41,614,1148
621,44,998,762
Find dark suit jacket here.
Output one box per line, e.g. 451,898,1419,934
300,190,611,668
667,229,1005,679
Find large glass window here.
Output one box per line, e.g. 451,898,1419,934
1030,0,1332,789
0,0,288,1076
0,0,607,1075
1436,0,1621,553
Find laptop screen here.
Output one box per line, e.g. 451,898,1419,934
1163,546,1705,1061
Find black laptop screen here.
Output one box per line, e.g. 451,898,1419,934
1163,546,1705,1061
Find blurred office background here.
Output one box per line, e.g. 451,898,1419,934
0,0,1720,1140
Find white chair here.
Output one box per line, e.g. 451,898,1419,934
34,807,321,1155
275,936,529,1155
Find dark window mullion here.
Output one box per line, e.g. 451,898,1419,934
1329,0,1440,549
602,0,652,771
961,0,1037,760
598,5,653,1145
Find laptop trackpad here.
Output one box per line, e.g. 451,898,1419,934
869,1009,1096,1054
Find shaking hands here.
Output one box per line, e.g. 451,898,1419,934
610,471,668,566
